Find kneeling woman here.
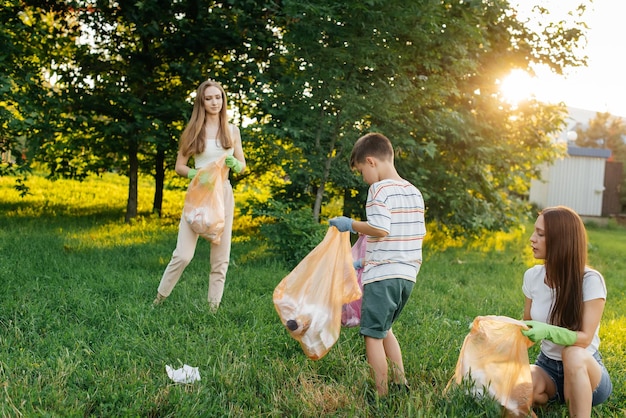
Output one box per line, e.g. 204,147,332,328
522,206,612,417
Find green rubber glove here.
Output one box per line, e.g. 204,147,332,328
187,168,197,180
521,320,577,346
225,155,244,174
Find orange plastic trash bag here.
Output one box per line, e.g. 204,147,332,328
273,228,362,360
446,315,535,418
341,234,366,327
182,155,228,244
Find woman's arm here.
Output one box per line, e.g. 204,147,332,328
174,150,192,178
575,298,605,347
523,296,532,320
232,125,246,172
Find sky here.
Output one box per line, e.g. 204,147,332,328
502,0,626,118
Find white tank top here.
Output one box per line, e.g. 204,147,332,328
194,126,234,168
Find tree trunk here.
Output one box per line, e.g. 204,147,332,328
125,140,139,223
312,135,337,223
152,147,165,217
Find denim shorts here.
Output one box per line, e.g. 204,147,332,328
535,350,612,405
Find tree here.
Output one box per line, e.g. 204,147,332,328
11,0,278,221
1,0,84,195
254,0,586,233
6,0,591,236
574,112,626,156
574,111,626,209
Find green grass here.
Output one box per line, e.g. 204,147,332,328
0,174,625,417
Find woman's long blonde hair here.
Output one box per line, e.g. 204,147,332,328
179,80,233,157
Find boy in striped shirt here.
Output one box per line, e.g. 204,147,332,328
330,132,426,397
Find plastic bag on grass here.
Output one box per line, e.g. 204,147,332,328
166,364,201,384
273,227,362,360
341,234,366,327
182,155,228,244
446,315,535,418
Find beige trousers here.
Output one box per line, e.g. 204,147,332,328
157,181,234,306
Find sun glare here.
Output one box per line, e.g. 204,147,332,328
499,69,536,105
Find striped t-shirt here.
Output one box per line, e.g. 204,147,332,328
362,179,426,285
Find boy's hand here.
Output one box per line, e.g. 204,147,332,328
187,169,197,180
329,216,355,233
521,320,577,346
225,155,244,174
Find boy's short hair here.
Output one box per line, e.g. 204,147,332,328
350,133,394,169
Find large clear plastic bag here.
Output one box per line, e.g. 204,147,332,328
273,228,362,360
341,234,366,327
182,155,228,244
447,315,535,418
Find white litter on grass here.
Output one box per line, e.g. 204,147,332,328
166,364,201,384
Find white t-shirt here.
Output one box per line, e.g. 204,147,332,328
362,179,426,285
522,264,607,360
194,126,235,168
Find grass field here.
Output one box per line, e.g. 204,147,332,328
0,173,624,417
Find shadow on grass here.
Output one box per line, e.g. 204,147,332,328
0,199,159,223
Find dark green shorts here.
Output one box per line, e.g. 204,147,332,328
360,278,414,339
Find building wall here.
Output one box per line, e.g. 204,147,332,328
603,161,624,216
529,156,607,216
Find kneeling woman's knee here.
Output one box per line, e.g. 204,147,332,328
561,346,596,381
561,346,586,366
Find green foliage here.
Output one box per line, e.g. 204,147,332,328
0,1,81,188
1,174,625,416
256,200,328,269
253,0,583,233
4,0,280,219
4,0,593,233
574,112,626,155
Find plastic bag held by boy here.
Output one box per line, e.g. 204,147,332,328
447,315,535,418
273,228,362,360
341,234,366,327
182,155,228,244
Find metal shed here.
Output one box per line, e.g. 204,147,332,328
529,145,612,216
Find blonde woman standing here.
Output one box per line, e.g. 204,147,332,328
154,80,246,311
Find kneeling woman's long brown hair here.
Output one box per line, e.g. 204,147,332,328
542,206,587,331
